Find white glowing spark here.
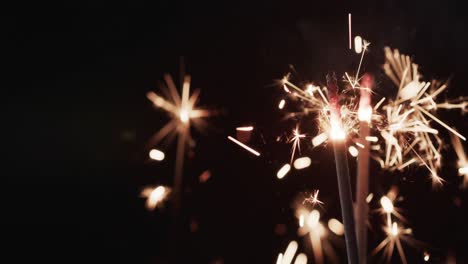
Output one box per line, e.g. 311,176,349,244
236,126,254,131
227,136,261,156
328,218,344,236
141,186,170,210
149,149,165,161
289,126,306,163
348,146,359,157
277,164,291,179
380,196,394,214
312,132,328,147
279,99,286,109
354,36,363,54
293,157,311,170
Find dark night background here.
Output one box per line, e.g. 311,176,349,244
4,1,468,263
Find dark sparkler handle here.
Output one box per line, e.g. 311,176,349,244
333,141,359,264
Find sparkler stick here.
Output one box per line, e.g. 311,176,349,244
356,74,373,263
327,74,359,264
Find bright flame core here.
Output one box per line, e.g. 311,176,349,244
179,109,189,123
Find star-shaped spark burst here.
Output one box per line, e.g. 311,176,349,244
288,125,306,163
146,74,212,148
146,74,214,210
371,222,418,264
303,190,324,208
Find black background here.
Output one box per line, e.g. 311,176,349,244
4,1,468,263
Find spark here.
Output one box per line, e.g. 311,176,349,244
328,218,344,236
236,126,254,131
289,125,306,163
146,74,212,148
366,136,378,142
348,146,359,157
149,148,165,161
227,136,261,156
303,190,324,207
423,251,430,262
366,193,374,203
293,253,308,264
293,157,311,170
348,13,352,50
279,99,286,109
312,132,329,147
277,164,292,179
281,241,298,264
451,133,468,187
141,186,170,210
372,222,416,264
354,36,363,54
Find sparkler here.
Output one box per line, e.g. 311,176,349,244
356,73,373,263
327,73,359,264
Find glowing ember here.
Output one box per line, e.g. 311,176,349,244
423,251,430,262
282,241,298,264
141,186,170,210
312,132,328,147
149,149,165,161
279,99,286,109
293,157,311,170
299,214,305,227
365,136,378,142
366,193,374,203
348,146,359,157
294,253,308,264
380,196,394,213
227,136,261,156
354,36,363,54
328,218,344,236
307,210,320,228
277,164,291,179
236,126,254,131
